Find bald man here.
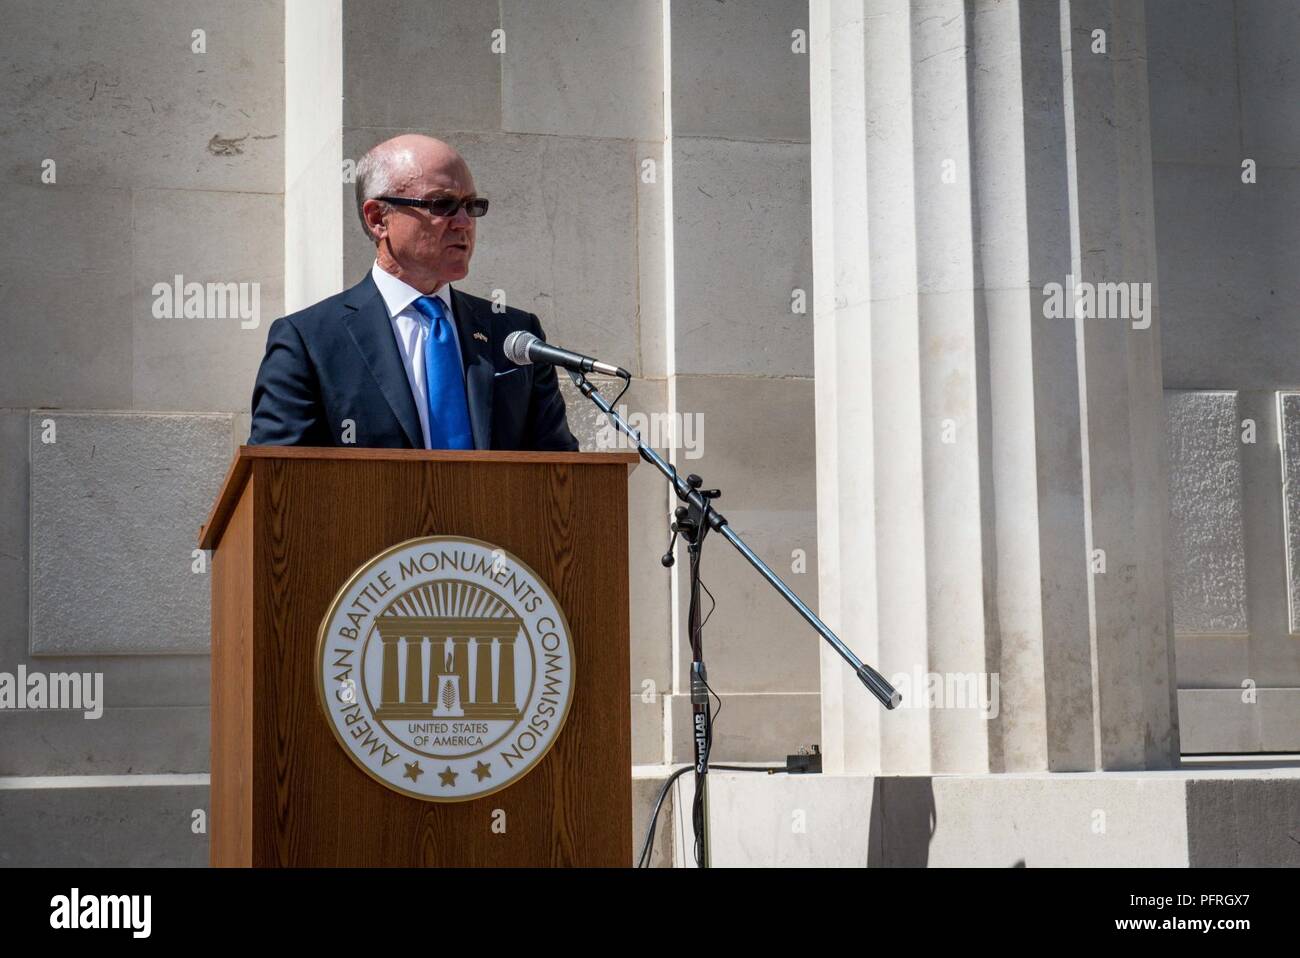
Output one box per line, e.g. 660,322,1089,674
249,134,579,451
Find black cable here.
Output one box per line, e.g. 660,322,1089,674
697,579,721,736
687,532,721,865
608,374,631,412
636,760,789,868
688,544,707,865
697,577,717,634
698,667,722,868
708,764,785,773
696,579,722,841
637,764,692,867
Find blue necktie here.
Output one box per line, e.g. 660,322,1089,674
412,295,473,449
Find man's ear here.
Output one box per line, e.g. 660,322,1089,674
362,200,386,241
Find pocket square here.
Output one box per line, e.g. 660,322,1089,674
494,367,521,378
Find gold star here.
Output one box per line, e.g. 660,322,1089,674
403,761,424,782
472,760,492,781
438,765,458,787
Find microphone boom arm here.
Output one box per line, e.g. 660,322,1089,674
565,368,899,710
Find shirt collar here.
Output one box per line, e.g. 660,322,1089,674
371,261,453,319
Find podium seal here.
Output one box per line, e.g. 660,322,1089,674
316,535,575,802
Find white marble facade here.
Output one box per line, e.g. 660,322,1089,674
2,0,1298,864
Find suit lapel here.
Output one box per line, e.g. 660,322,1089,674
450,286,494,450
342,275,424,449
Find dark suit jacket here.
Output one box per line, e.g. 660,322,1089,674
249,273,579,451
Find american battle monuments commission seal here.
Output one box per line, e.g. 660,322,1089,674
316,535,575,802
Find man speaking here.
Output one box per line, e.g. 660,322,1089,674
249,134,579,451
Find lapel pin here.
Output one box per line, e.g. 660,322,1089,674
473,331,488,343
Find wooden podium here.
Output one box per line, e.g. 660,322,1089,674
198,447,638,867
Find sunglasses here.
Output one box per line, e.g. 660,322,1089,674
377,194,490,217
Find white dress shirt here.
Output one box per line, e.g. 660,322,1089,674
370,261,466,449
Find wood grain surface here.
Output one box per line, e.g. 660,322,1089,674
208,450,635,866
210,475,254,866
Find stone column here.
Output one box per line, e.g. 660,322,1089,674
285,0,341,311
810,0,1177,774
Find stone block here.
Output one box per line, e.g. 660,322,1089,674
1147,0,1240,166
1186,771,1300,866
667,691,820,765
701,768,1300,866
0,706,209,776
631,694,663,766
670,0,809,142
705,768,873,867
29,411,232,655
0,185,133,408
343,0,501,133
1281,392,1300,633
1237,0,1300,168
667,376,819,696
672,138,812,376
1,413,211,722
0,0,284,192
1155,165,1300,390
0,775,209,866
131,188,284,412
631,764,680,868
0,412,32,656
501,0,663,140
1176,688,1300,754
1176,688,1261,754
1165,391,1248,634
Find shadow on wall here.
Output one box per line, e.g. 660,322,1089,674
866,777,936,867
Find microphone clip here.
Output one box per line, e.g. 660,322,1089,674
661,474,720,567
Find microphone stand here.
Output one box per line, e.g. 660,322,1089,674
566,369,900,868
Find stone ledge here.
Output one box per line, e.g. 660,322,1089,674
684,765,1300,867
1178,688,1300,752
0,774,209,867
9,765,1289,868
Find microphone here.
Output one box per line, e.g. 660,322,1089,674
504,331,630,379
